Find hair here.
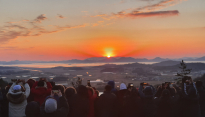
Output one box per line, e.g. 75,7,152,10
95,90,99,96
65,87,77,98
57,85,65,95
105,85,112,92
77,85,89,98
26,78,36,88
37,80,44,87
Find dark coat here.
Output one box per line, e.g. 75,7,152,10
96,91,117,117
138,85,157,117
197,87,205,116
70,94,89,117
180,88,201,117
25,101,40,117
40,96,69,117
155,97,176,117
122,95,145,117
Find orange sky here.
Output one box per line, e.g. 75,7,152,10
0,0,205,61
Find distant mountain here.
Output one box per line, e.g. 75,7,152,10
152,60,180,66
149,57,169,62
0,56,205,65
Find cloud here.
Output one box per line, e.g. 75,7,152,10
33,14,47,23
133,0,186,13
91,0,186,20
0,14,87,43
115,10,179,18
57,14,65,19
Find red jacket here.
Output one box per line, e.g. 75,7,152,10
31,81,52,105
87,87,97,117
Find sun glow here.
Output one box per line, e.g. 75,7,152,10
107,55,111,58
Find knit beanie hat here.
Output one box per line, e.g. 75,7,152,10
13,85,21,91
45,98,57,113
120,83,127,90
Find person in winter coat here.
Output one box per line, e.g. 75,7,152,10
25,101,40,117
31,78,52,105
7,79,30,117
26,78,36,103
116,83,127,117
65,87,77,117
40,90,69,117
96,85,118,117
155,89,175,117
122,87,145,117
1,83,12,117
180,87,201,117
138,83,156,117
87,86,97,117
0,87,3,116
117,83,127,106
107,81,118,95
196,80,205,117
70,85,89,117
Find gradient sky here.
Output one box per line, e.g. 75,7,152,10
0,0,205,61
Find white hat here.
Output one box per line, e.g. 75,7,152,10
13,85,21,91
120,83,127,90
45,98,57,113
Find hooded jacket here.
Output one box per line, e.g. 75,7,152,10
138,85,156,117
107,81,117,95
31,81,52,105
7,82,30,117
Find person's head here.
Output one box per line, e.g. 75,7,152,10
108,81,115,89
87,86,95,97
120,83,127,90
143,86,153,96
13,85,25,93
105,85,112,92
65,87,77,99
130,87,138,97
45,98,57,113
25,101,40,117
26,79,36,88
57,85,65,95
196,81,203,88
37,80,44,87
77,85,89,98
161,89,171,98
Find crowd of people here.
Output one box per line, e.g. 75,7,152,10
0,76,205,117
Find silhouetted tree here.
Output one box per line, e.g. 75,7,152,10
175,60,192,83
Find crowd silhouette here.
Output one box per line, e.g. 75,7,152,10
0,76,205,117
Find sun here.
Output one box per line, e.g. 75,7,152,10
107,55,111,58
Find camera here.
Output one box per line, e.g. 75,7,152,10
140,82,148,86
129,83,134,87
52,90,59,94
87,80,91,87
